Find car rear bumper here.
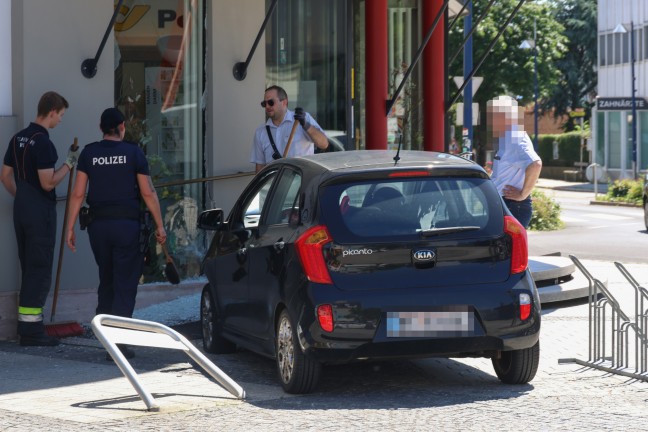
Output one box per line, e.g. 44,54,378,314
295,271,541,363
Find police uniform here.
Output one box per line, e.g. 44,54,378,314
3,123,59,338
77,139,149,318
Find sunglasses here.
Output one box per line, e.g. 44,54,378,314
260,98,281,108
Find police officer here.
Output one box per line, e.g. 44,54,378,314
66,108,166,358
1,91,78,347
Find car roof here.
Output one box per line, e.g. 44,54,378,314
274,150,484,176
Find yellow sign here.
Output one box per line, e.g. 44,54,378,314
569,111,586,117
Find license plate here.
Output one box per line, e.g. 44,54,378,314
386,311,474,337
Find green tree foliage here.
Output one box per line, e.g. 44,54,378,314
448,0,567,110
545,0,598,131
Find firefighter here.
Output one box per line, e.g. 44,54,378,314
0,91,79,346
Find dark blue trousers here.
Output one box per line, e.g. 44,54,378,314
88,219,143,318
503,197,533,229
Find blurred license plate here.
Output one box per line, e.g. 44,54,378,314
386,311,474,337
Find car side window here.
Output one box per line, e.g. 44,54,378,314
242,173,277,229
265,169,302,226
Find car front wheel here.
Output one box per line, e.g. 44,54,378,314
643,201,648,231
201,284,236,354
492,341,540,384
275,309,322,394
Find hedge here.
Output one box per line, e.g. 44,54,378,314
536,132,587,167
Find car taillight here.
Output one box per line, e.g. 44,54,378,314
317,304,334,332
504,216,528,274
295,225,333,284
519,293,532,320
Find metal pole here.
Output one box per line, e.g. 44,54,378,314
533,19,539,151
631,21,638,179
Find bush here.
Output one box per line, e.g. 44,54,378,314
599,179,643,205
529,189,564,231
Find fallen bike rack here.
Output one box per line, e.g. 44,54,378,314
559,256,648,381
91,314,245,411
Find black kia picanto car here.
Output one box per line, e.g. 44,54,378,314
198,150,540,394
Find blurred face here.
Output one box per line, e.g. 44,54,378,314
262,89,288,122
486,103,513,138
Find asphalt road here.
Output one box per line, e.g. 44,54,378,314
529,186,646,264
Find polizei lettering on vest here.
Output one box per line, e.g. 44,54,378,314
92,155,127,165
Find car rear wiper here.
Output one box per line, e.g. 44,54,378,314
419,226,480,237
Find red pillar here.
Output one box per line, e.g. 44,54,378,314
365,0,387,150
422,0,446,152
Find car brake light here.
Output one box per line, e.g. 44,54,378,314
519,293,532,320
317,304,334,332
504,216,528,274
388,170,430,178
295,225,333,284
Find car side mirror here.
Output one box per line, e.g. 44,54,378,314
197,209,224,231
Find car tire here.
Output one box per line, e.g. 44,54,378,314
275,309,322,394
644,200,648,231
492,341,540,384
201,284,236,354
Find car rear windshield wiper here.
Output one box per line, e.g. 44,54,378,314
419,226,480,237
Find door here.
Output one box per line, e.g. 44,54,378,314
245,168,303,339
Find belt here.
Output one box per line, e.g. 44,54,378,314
91,205,140,221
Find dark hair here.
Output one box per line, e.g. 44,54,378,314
265,85,288,101
37,91,69,117
100,107,125,136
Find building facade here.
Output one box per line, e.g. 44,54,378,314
596,0,648,180
0,0,465,339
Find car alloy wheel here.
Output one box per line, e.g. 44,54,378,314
491,341,540,384
275,309,321,394
644,201,648,231
201,284,236,354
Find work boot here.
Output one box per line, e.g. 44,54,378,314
20,333,60,347
105,344,135,361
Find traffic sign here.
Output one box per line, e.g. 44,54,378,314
452,76,483,97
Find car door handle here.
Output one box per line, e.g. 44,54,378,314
274,241,285,251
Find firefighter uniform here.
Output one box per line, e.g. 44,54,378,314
77,138,150,318
3,123,59,342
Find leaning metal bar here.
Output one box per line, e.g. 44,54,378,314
232,0,279,81
81,0,124,78
91,314,245,411
448,0,526,109
153,171,255,189
385,0,450,116
448,0,498,66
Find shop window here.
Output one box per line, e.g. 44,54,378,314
608,111,621,169
265,0,349,146
114,0,204,283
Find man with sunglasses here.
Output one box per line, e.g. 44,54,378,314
250,85,328,173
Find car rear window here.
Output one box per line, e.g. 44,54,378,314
320,176,503,239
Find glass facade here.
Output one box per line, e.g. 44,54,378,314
114,0,205,282
607,111,621,169
265,0,349,145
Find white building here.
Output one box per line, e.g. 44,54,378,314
596,0,648,180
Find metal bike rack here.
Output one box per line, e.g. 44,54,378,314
559,256,648,381
91,314,245,411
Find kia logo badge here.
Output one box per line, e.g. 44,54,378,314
412,249,436,263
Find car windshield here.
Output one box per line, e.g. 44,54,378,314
321,176,502,239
